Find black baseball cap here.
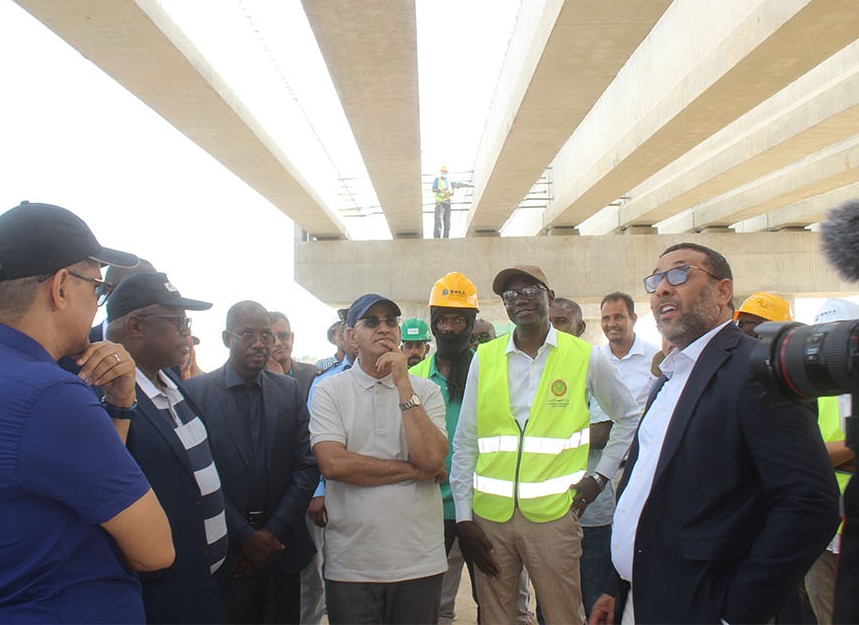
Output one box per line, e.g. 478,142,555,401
0,202,138,281
107,272,212,321
346,293,402,327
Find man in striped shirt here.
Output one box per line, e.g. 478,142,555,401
107,272,228,624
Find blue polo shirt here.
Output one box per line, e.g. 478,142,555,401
0,324,151,623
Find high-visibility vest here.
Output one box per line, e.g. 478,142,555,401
410,357,432,378
818,396,852,539
434,176,451,203
473,332,591,523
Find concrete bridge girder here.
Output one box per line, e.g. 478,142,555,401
540,0,859,233
302,0,423,239
579,40,859,235
467,0,672,235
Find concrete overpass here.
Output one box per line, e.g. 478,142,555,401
13,0,859,315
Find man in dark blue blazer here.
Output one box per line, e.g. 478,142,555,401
106,272,227,624
590,243,840,625
185,301,319,624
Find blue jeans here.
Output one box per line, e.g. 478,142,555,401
434,201,451,238
580,524,612,618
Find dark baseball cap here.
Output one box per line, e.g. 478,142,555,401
0,202,138,281
492,265,551,295
346,293,402,327
107,272,212,321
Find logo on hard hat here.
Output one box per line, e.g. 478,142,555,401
550,379,567,397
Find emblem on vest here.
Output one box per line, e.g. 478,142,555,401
551,379,567,397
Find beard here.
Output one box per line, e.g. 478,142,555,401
655,284,721,349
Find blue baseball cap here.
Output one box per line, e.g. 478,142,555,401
347,293,402,327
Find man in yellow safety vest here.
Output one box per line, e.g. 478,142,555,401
450,265,640,624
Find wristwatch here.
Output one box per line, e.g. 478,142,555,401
398,393,422,411
589,472,609,491
101,397,139,420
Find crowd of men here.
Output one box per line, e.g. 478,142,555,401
0,201,853,625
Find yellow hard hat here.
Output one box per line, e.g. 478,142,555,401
428,272,479,310
734,292,792,322
440,165,448,173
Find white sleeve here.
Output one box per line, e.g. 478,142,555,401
450,355,481,522
586,348,640,479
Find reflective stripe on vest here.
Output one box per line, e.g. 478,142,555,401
473,332,591,523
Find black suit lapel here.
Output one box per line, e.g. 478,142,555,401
135,383,194,475
651,325,740,487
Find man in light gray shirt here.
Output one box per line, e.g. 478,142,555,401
310,293,449,625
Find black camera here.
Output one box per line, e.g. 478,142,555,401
751,320,859,406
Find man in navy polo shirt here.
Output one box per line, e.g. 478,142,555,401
0,202,175,623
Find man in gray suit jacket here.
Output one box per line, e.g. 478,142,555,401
185,301,319,624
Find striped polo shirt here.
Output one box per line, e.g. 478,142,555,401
137,370,228,573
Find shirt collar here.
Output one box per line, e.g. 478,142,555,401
505,323,557,356
225,361,262,389
136,368,178,399
607,334,647,361
660,320,731,377
350,357,395,389
0,323,55,363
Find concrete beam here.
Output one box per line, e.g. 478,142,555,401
295,231,857,312
466,0,672,235
584,39,859,233
732,181,859,232
540,0,859,231
302,0,422,238
14,0,347,239
658,133,859,233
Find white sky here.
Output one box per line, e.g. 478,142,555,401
2,0,856,370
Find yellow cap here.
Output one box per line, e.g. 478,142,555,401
734,292,792,322
428,272,479,309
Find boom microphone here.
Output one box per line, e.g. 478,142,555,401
820,200,859,282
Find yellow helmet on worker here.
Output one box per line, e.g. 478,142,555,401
733,292,792,322
428,271,479,310
440,165,448,173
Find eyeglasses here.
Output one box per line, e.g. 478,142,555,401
226,329,275,345
274,332,293,343
38,270,116,306
501,284,547,305
358,315,399,329
136,314,192,333
643,265,721,294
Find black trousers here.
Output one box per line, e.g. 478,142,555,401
220,565,300,624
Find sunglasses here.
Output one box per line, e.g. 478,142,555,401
501,284,547,305
643,265,720,294
358,315,399,329
38,270,116,307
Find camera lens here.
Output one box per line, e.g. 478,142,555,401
752,320,859,404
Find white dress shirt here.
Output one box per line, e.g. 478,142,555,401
450,325,640,522
611,321,730,581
